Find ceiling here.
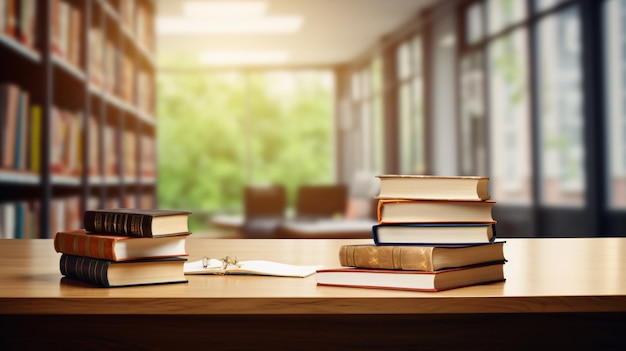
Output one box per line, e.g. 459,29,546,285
155,0,438,68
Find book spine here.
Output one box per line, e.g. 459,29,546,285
339,245,435,271
59,254,111,287
54,232,117,260
84,211,153,237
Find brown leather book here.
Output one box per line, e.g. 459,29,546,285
339,242,505,271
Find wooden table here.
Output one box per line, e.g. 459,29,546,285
1,238,625,349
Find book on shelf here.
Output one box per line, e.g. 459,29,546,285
376,175,490,201
339,241,505,271
54,229,190,261
372,223,496,245
59,254,188,288
316,262,505,292
1,83,19,168
83,208,192,237
377,199,496,224
18,0,37,48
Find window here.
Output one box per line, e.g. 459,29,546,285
488,29,532,204
397,34,426,174
537,5,584,206
487,0,527,35
604,0,626,209
459,52,487,176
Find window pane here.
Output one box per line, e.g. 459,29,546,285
535,0,567,12
399,84,412,173
397,42,411,80
412,76,425,174
488,0,528,35
371,58,384,173
466,2,484,44
412,35,423,76
488,30,532,204
460,52,487,176
604,0,626,209
537,7,584,207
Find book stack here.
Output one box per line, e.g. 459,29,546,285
316,175,506,292
54,209,192,288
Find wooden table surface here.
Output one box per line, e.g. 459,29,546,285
1,237,625,349
0,237,625,314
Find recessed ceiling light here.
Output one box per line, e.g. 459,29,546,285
183,1,267,18
157,16,303,34
200,50,290,65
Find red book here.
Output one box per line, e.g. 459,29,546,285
54,229,190,261
316,263,505,292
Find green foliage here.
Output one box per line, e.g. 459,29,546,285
157,69,334,229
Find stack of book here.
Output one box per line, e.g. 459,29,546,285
316,175,506,292
54,208,192,288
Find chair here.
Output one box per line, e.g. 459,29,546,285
241,184,286,238
294,184,348,220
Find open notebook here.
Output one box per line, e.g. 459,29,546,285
184,258,320,278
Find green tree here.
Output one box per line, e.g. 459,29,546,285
157,69,334,232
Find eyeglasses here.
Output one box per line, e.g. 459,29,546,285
201,255,240,274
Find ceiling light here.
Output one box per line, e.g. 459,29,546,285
157,16,303,34
183,1,267,18
200,50,290,65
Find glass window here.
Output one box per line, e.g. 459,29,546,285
459,52,487,176
397,34,425,174
488,0,528,35
535,0,567,12
466,2,484,44
488,30,532,204
537,6,584,207
371,58,385,173
604,0,626,209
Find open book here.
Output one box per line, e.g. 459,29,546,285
184,258,320,278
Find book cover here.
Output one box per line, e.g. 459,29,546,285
376,175,490,201
83,208,192,237
54,229,190,261
316,262,505,292
59,254,188,288
339,241,505,271
377,199,496,224
372,223,496,245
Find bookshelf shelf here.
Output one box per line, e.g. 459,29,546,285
0,34,41,62
52,55,86,82
0,0,157,239
0,171,40,185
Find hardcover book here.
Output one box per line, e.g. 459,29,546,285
339,242,505,271
59,254,188,288
83,208,192,237
372,223,496,245
376,175,490,201
54,229,190,261
377,199,496,224
316,262,505,292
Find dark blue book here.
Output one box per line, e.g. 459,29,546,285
372,223,496,246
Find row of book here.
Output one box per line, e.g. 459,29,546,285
0,83,155,180
316,175,506,292
54,208,192,287
0,0,37,49
0,194,156,239
0,83,38,172
89,25,154,113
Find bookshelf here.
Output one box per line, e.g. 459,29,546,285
0,0,157,239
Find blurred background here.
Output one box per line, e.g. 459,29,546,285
1,0,625,238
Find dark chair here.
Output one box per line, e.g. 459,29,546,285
295,184,348,220
241,184,286,238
